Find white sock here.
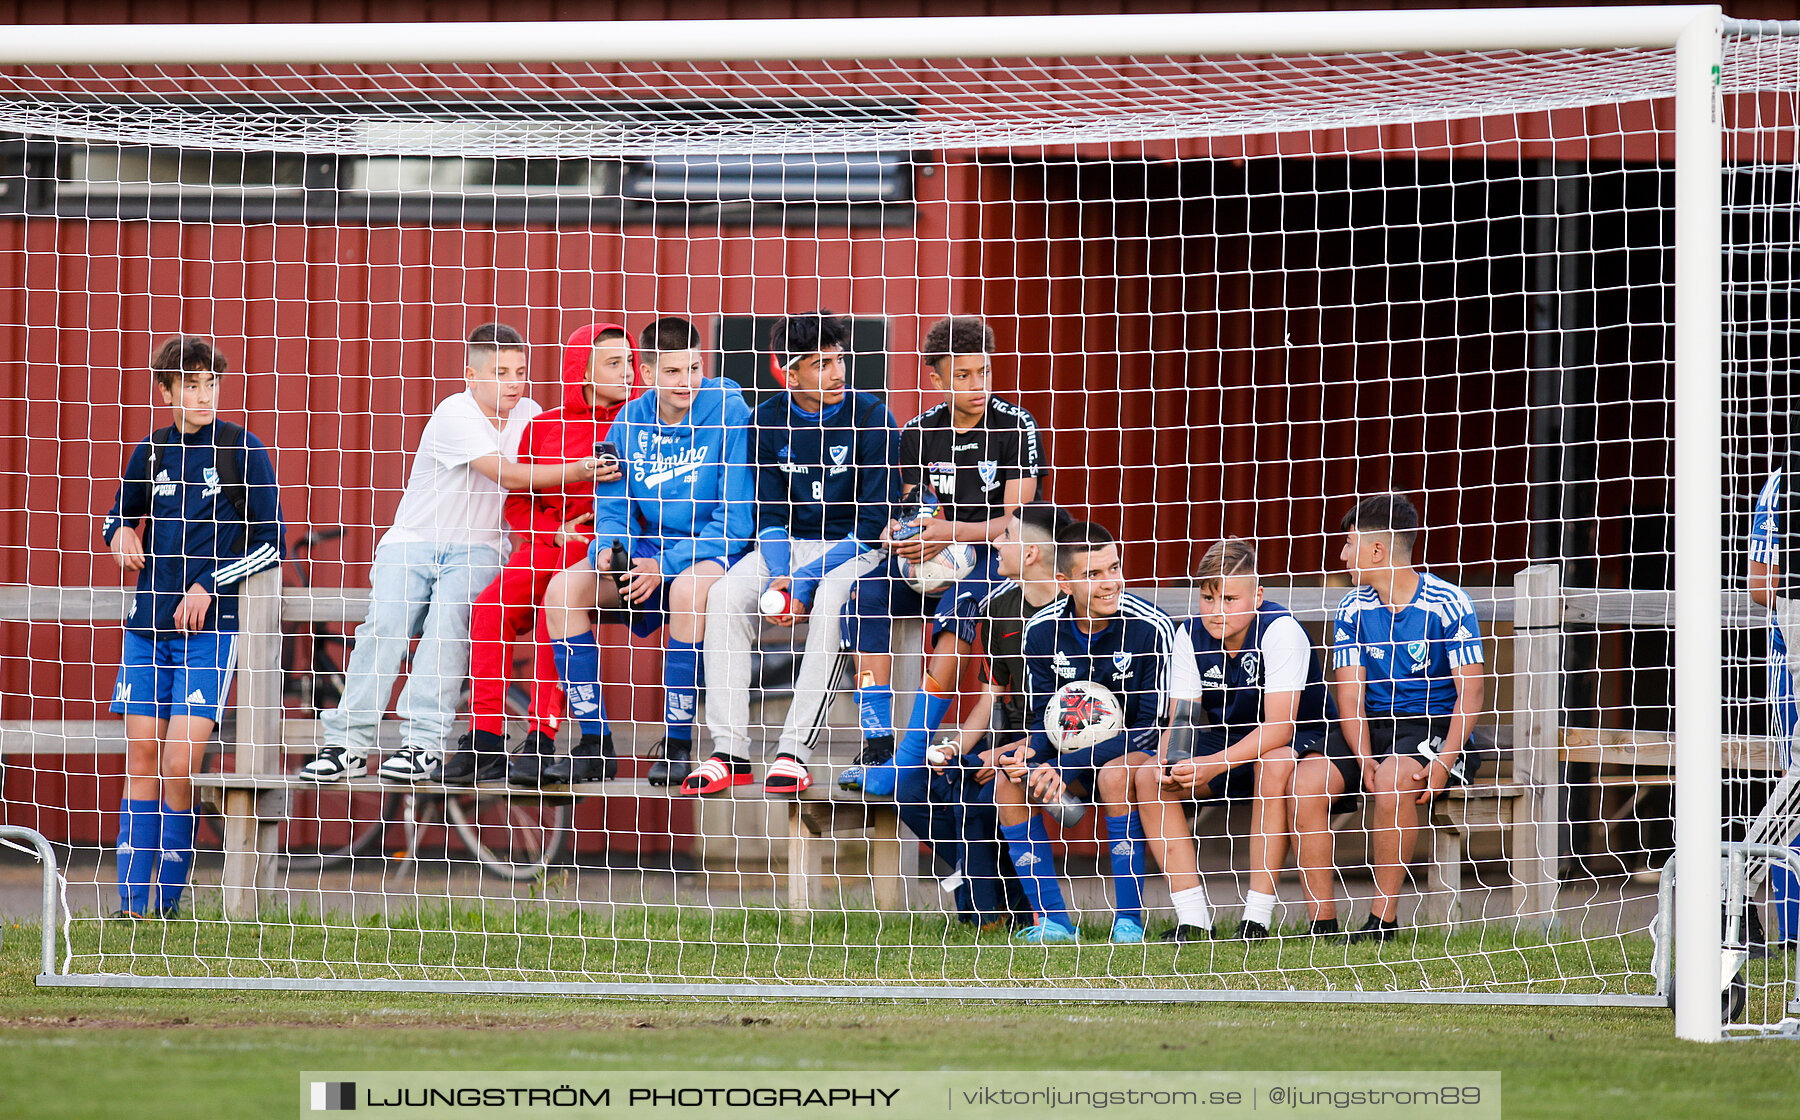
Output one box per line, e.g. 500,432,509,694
1171,885,1213,930
1243,890,1278,928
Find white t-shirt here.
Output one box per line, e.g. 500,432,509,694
383,390,541,549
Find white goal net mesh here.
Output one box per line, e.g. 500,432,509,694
0,20,1794,1030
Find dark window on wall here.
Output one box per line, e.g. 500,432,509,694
7,99,916,228
712,315,890,411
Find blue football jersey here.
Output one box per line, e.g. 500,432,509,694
1752,468,1782,570
1330,573,1484,717
1188,600,1332,739
1751,469,1797,767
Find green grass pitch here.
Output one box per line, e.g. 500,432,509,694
3,908,1797,1120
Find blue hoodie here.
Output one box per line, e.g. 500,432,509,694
592,377,756,577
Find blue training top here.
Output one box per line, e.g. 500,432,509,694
101,421,285,638
591,376,757,578
1330,572,1484,717
752,389,898,581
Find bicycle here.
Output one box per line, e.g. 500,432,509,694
273,525,569,876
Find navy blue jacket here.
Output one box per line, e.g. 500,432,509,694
752,390,898,578
1024,592,1180,765
102,422,285,637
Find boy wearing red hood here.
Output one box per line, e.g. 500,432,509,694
441,323,641,786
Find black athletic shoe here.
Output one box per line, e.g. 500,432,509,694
1309,918,1343,937
646,740,693,788
1236,920,1270,940
1159,923,1212,943
438,731,507,786
505,730,558,788
1348,915,1398,944
541,733,617,786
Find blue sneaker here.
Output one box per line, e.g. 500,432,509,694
1014,919,1081,944
1111,916,1146,944
838,742,894,794
859,760,898,798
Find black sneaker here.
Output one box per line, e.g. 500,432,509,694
438,731,507,786
506,730,559,788
646,740,692,788
1349,915,1398,944
1309,918,1343,937
1236,919,1270,940
542,733,617,786
1159,923,1211,943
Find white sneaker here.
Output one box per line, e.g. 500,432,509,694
297,746,366,782
377,746,441,783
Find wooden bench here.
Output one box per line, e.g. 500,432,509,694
0,565,1642,929
1559,727,1786,873
1427,780,1526,927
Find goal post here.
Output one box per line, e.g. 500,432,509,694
0,7,1779,1042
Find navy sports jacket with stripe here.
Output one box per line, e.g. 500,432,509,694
102,421,285,638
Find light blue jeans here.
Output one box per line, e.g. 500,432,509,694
321,538,502,756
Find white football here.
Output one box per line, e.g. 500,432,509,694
1045,680,1125,754
898,542,978,594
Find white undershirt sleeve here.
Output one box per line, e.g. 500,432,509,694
1261,615,1313,695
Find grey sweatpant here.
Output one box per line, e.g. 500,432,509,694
703,543,884,762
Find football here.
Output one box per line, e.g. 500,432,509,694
898,542,978,594
1045,680,1125,754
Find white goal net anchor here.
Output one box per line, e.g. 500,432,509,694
0,7,1793,1043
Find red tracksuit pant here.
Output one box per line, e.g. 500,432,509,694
467,541,587,738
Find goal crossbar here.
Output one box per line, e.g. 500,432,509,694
0,7,1721,65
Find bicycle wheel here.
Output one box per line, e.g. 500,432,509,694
443,790,570,880
278,783,404,871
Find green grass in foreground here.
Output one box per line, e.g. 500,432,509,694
60,901,1678,995
5,911,1798,1120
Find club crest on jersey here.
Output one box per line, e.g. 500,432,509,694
978,460,1000,490
201,466,223,497
1241,652,1261,684
1407,640,1428,668
1111,649,1132,676
830,444,849,466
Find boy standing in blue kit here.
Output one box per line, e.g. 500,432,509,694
102,336,284,918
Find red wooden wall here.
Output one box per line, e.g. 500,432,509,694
4,0,1798,848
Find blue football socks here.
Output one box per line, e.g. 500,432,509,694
551,632,609,738
117,797,160,915
856,683,894,744
154,802,195,914
1002,816,1070,930
1106,810,1148,924
664,640,700,746
897,682,955,762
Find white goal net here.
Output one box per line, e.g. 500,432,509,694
0,8,1792,1041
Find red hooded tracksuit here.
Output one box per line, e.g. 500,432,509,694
467,323,642,739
